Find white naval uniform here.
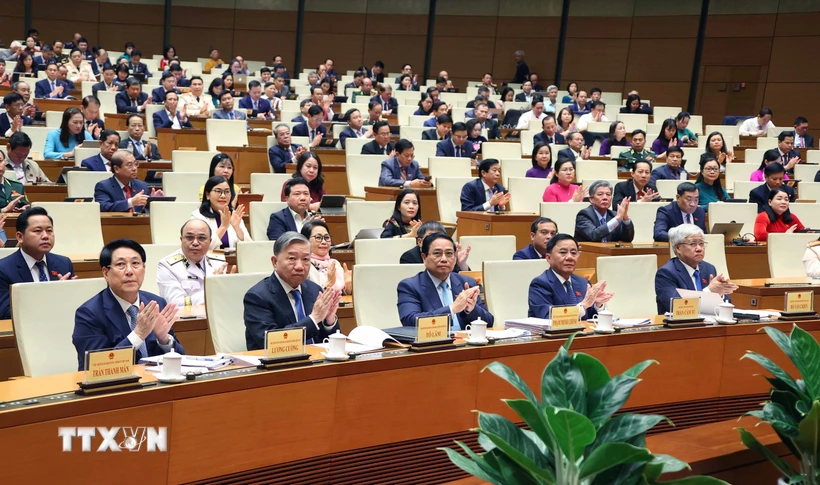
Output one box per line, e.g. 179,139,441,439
156,248,226,307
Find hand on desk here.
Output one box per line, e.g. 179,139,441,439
707,274,738,295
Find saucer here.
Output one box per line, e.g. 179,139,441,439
322,352,350,362
465,337,489,345
157,375,186,384
715,317,737,325
592,327,616,334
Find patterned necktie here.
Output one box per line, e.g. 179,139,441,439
599,216,608,242
439,280,459,330
228,111,234,120
35,261,48,282
564,280,576,304
127,305,148,359
50,81,55,92
291,289,314,344
686,213,692,225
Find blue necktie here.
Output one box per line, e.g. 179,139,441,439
35,261,48,282
599,216,608,243
693,269,703,291
439,280,459,331
228,111,234,120
291,289,314,345
126,305,148,359
564,280,577,304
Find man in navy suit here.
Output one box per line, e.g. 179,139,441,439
748,162,796,213
34,64,69,99
0,93,33,137
119,114,162,160
92,65,120,96
794,117,814,149
238,80,273,119
574,180,634,243
244,232,341,350
292,105,327,141
152,91,193,129
397,233,494,329
94,150,163,212
528,234,614,320
473,103,501,140
649,146,689,185
80,95,105,140
115,79,149,114
371,84,398,115
533,115,565,146
378,139,432,188
655,225,737,314
339,108,370,149
0,207,75,319
361,121,395,155
436,122,475,159
653,182,707,242
768,131,801,176
612,160,659,207
81,129,120,172
151,73,181,104
269,124,306,173
514,217,557,260
399,221,470,272
460,159,510,212
557,132,591,162
422,114,452,141
129,50,152,78
73,239,184,370
267,178,313,240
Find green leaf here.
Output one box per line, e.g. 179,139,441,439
505,399,554,454
478,432,496,452
477,427,557,484
591,414,669,452
622,359,658,379
456,442,520,485
796,400,820,466
738,427,797,477
541,346,586,414
764,326,795,361
592,435,647,485
648,454,690,475
650,477,730,484
440,445,506,485
573,352,611,392
483,361,538,403
562,331,579,351
494,452,548,485
741,351,804,396
771,390,802,421
762,401,799,438
587,375,641,428
522,429,550,457
578,442,653,480
789,325,820,400
543,406,596,463
478,412,550,469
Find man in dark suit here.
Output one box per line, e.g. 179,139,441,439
269,124,306,173
436,122,475,159
339,108,371,149
361,121,395,155
0,207,75,319
129,50,151,78
514,80,534,103
653,182,707,242
267,178,313,241
151,73,181,104
238,80,273,119
378,139,432,188
473,102,501,140
528,234,614,320
292,105,327,141
80,95,105,140
612,160,659,207
397,233,493,329
371,84,398,115
533,115,565,146
0,92,33,137
655,225,737,314
749,162,796,213
575,180,634,243
769,131,801,175
649,146,688,185
460,158,510,212
152,91,193,129
90,48,112,78
244,231,341,350
92,65,120,96
115,79,149,114
119,114,162,161
557,132,590,163
512,50,530,84
794,116,814,149
34,63,69,99
399,221,468,272
81,129,120,172
73,239,184,370
514,217,557,260
367,60,385,84
422,114,452,141
94,150,162,212
212,91,247,121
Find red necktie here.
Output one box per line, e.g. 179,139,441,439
124,185,133,214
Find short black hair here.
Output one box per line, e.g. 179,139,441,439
373,120,390,133
284,177,309,196
531,94,544,106
478,158,500,177
132,49,142,57
795,116,808,125
260,67,271,74
666,146,683,156
307,105,323,117
590,87,602,95
126,113,143,126
452,122,467,133
99,239,146,268
676,111,691,122
763,161,786,176
248,80,261,90
590,100,605,110
8,131,32,150
421,232,455,256
3,92,23,107
168,64,182,72
676,181,698,196
759,108,773,117
436,114,452,125
778,130,795,142
218,90,232,101
300,219,330,240
395,138,413,153
99,129,120,143
631,129,646,138
189,75,203,84
531,216,556,233
16,206,52,234
102,65,115,73
77,37,88,44
126,78,141,88
163,90,178,101
344,108,359,121
546,233,577,253
161,72,174,82
374,60,385,68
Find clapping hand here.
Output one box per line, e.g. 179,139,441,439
707,274,738,295
640,187,661,203
615,198,630,221
153,303,179,345
406,219,423,238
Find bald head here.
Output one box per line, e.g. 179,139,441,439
180,219,212,263
111,150,137,183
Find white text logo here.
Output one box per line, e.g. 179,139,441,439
57,427,168,452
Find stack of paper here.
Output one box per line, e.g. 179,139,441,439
613,318,653,328
505,318,553,335
486,328,531,340
139,355,232,370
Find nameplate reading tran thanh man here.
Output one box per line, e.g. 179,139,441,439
84,347,135,384
265,328,306,359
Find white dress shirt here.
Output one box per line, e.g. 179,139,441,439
679,260,712,293
165,110,181,129
481,180,495,212
20,249,47,282
576,113,609,131
739,117,775,136
109,288,176,353
289,208,309,233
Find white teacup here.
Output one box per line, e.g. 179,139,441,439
591,310,614,331
161,351,182,378
714,302,735,321
465,320,488,341
323,331,347,357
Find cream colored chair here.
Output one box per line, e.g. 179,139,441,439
733,181,763,199
765,233,818,278
807,150,820,164
73,147,101,167
31,202,103,254
626,202,664,243
743,148,766,165
596,255,657,318
688,115,703,135
705,125,739,145
0,248,18,259
576,161,617,183
66,171,109,198
459,235,516,268
756,137,778,150
509,177,549,214
346,201,393,241
354,238,416,265
399,126,431,141
344,137,370,157
162,172,205,202
96,90,117,116
799,182,820,201
655,179,687,200
21,126,50,155
653,107,682,122
795,164,818,183
724,163,758,192
428,157,471,183
205,119,248,151
484,260,549,323
236,241,275,273
250,173,292,201
142,244,179,295
707,202,757,236
171,150,220,172
346,155,385,198
549,144,568,162
149,202,200,244
45,110,63,128
13,278,108,377
482,142,522,161
520,130,537,156
436,177,474,224
500,158,533,187
412,140,439,169
797,203,820,228
353,264,424,329
668,233,731,278
615,113,649,132
206,272,268,353
249,201,288,241
540,202,588,237
145,103,164,138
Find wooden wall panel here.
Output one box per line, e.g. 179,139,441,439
704,13,776,37
767,36,820,82
362,35,427,77
566,16,632,38
626,38,696,82
233,9,296,33
563,38,631,82
773,12,820,36
301,33,365,74
630,15,699,38
234,31,296,67
171,27,234,66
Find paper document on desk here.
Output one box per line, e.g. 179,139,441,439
486,328,530,339
676,289,725,315
309,326,402,353
505,318,552,335
217,353,261,367
145,365,209,375
613,318,653,328
139,355,231,370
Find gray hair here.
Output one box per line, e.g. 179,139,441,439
418,221,445,240
547,85,558,92
588,180,612,197
515,50,525,56
9,41,22,50
273,231,309,256
273,123,290,135
669,224,704,254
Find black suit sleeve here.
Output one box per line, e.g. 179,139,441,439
612,183,630,208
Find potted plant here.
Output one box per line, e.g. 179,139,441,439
737,324,820,485
440,334,727,484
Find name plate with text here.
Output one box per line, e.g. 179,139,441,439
549,305,582,330
83,347,135,384
416,315,450,343
671,297,699,320
265,328,306,359
785,291,814,313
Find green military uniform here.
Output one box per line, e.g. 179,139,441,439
0,176,28,210
55,54,70,65
351,90,374,103
618,148,656,172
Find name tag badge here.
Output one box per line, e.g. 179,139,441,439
416,315,449,343
785,291,814,313
670,297,699,320
265,328,305,359
549,305,582,330
83,347,135,384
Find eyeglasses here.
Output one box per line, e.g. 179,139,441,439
311,234,332,242
679,241,708,248
703,167,719,173
211,189,231,197
559,167,575,173
429,250,456,260
183,235,209,243
108,261,144,271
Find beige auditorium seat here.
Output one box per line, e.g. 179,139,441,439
21,126,50,156
733,181,763,200
149,201,200,244
45,110,62,128
766,233,819,278
408,115,433,127
688,115,703,135
549,144,568,162
171,150,220,173
615,113,648,133
459,235,516,268
508,177,548,214
249,201,288,241
500,159,532,187
142,244,179,295
346,155,385,198
13,278,108,377
73,147,101,167
654,179,687,200
796,203,820,228
236,241,274,273
596,254,657,318
32,202,103,254
667,233,730,278
653,107,682,122
436,177,474,224
756,137,778,150
705,125,739,145
807,150,820,164
355,238,416,265
520,130,537,156
145,103,164,138
346,200,393,241
576,161,617,184
799,182,820,201
205,119,248,151
482,142,522,161
625,202,665,243
67,171,110,198
412,140,438,169
743,148,766,165
483,259,548,323
353,264,424,329
724,163,757,193
399,126,430,141
428,157,471,183
708,202,757,236
250,173,292,201
795,164,819,183
0,248,18,259
162,172,206,202
344,137,370,156
206,272,268,353
96,90,117,116
540,202,588,236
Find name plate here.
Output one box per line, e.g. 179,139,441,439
84,347,135,384
265,328,306,359
785,291,814,313
416,315,449,343
549,305,581,329
671,297,699,319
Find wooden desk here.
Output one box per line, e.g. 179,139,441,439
725,243,770,279
578,242,670,281
310,148,345,164
33,161,172,183
105,113,136,131
24,184,68,202
731,277,820,310
365,186,440,221
456,211,537,249
285,163,350,195
218,146,270,185
33,98,82,113
156,128,209,154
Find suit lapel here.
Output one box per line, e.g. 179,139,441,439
268,276,297,325
673,259,695,291
671,203,683,226
420,273,444,310
546,271,569,306
14,251,34,283
103,289,132,339
284,209,296,231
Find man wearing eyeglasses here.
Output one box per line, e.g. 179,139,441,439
156,219,236,307
94,150,163,213
73,239,185,370
514,217,557,260
655,225,737,314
